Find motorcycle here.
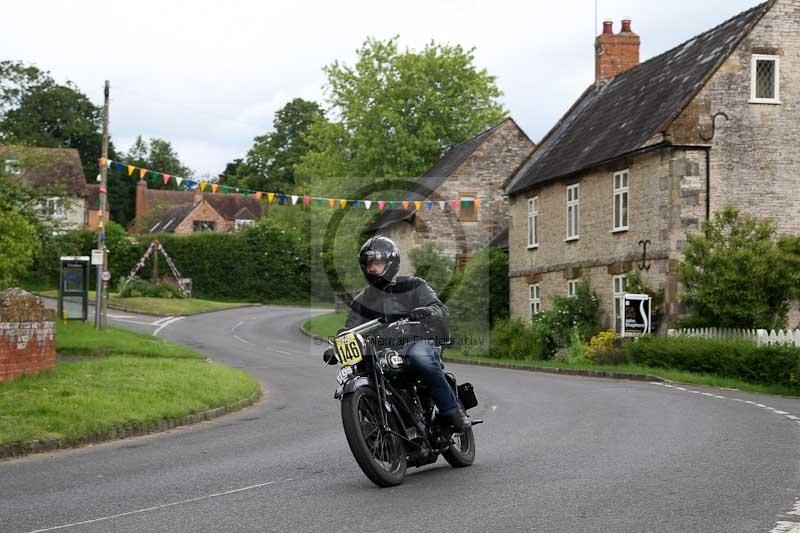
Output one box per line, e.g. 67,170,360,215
325,317,481,487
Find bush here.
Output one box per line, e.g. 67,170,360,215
488,319,545,360
118,278,184,299
553,326,589,364
447,248,509,329
626,335,800,387
586,330,627,365
534,278,602,357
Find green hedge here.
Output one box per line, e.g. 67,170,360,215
627,336,800,387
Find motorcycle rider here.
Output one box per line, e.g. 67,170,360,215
327,235,471,432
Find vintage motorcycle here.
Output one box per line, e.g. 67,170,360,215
325,317,480,487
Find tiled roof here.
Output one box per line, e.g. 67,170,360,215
0,145,87,196
144,189,264,220
506,1,771,195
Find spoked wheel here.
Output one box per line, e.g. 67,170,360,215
442,426,476,467
341,387,407,487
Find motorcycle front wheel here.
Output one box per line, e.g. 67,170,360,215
341,387,407,487
442,426,476,467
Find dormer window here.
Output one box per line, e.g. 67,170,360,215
3,159,21,175
751,54,780,104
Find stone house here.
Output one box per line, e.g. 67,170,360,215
0,145,109,231
369,118,534,274
132,178,264,234
505,1,800,331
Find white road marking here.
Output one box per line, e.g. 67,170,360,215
107,313,135,319
491,405,497,412
109,318,158,326
233,334,252,345
152,316,184,337
26,479,292,532
770,521,800,533
274,349,292,355
152,315,176,326
653,382,800,533
232,321,244,333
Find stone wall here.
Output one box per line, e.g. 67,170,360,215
385,118,534,274
507,147,703,327
670,0,800,234
0,289,56,382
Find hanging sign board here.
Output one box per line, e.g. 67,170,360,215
622,293,652,338
91,249,104,266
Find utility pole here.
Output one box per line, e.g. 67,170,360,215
95,80,110,329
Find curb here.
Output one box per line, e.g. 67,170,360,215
442,357,666,383
0,390,262,460
298,321,666,384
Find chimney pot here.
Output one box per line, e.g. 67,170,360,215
621,19,632,33
603,20,614,35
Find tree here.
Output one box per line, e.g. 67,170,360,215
0,173,40,289
223,98,324,193
108,135,193,226
296,36,507,184
0,63,116,180
679,206,797,329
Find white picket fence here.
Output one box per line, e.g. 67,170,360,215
667,327,800,347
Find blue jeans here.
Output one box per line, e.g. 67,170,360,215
399,341,460,416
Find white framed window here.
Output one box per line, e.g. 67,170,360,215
235,219,255,231
613,170,629,231
3,159,21,175
527,196,539,248
42,197,65,219
750,54,780,104
566,184,580,240
567,279,579,297
530,283,541,317
613,274,628,334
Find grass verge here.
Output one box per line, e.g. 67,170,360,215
0,323,260,448
37,290,253,316
303,311,347,338
444,354,800,398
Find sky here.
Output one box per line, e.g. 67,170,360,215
0,0,762,178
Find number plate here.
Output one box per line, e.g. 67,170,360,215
335,333,363,366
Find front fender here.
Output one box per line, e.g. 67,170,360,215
334,375,373,399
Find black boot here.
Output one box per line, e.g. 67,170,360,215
443,409,471,433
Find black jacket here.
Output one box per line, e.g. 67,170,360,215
343,276,450,347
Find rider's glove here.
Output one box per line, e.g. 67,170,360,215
409,307,433,321
323,347,338,365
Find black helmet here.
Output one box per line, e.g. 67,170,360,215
359,236,400,290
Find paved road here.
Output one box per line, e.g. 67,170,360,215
3,305,800,532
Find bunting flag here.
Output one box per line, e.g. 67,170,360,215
103,157,486,214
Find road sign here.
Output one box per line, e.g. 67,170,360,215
101,271,111,282
91,249,104,266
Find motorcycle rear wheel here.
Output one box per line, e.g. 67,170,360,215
341,387,407,487
442,426,476,467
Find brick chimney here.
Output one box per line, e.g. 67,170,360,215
135,179,148,221
595,19,640,82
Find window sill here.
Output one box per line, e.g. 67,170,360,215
564,236,580,242
749,98,781,105
611,227,629,234
527,245,538,250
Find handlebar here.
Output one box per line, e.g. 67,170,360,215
338,317,420,337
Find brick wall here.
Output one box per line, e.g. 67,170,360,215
173,202,229,234
385,119,534,274
0,289,56,382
